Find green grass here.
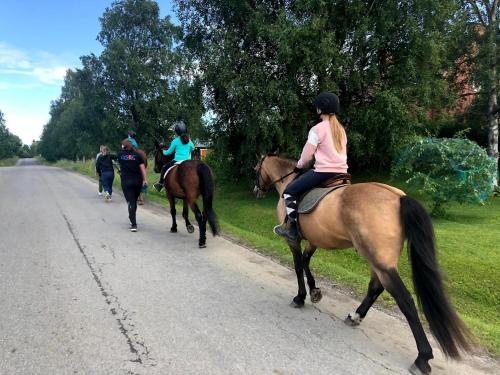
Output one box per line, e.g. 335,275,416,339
0,157,18,166
54,158,500,356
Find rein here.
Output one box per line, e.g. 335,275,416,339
256,155,296,193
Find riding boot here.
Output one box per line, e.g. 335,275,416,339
154,166,167,192
273,194,299,241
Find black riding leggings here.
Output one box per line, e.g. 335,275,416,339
121,178,143,226
159,160,177,183
284,169,342,197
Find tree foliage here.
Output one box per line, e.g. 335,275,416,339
0,110,23,160
177,0,462,175
37,0,498,185
458,1,499,172
39,0,204,160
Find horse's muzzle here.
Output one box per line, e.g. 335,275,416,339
253,186,266,199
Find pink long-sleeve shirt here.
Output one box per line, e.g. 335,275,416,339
296,119,348,173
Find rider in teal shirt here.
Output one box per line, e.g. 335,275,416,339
153,122,195,192
162,136,194,161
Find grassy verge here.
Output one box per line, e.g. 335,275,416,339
53,158,500,355
0,157,18,166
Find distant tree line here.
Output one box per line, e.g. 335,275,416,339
38,0,499,178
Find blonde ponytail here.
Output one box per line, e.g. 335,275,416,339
329,115,346,153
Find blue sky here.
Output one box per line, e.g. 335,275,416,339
0,0,176,144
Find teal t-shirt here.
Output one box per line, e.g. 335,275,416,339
162,136,195,161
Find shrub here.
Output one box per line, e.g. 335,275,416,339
204,150,239,184
392,137,497,216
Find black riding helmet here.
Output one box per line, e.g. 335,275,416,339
314,92,340,115
173,121,187,136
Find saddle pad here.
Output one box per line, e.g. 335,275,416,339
297,185,347,214
163,160,184,180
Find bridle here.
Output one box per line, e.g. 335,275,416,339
255,155,296,194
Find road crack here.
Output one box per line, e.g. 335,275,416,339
62,214,156,368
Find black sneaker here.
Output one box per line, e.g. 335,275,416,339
153,182,163,192
129,224,137,232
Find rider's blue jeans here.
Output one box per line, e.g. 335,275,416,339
101,171,115,195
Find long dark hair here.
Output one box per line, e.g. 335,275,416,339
180,133,190,145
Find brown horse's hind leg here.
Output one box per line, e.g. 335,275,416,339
303,243,322,303
345,271,384,326
168,194,177,233
289,240,307,307
376,268,433,375
182,200,194,233
187,199,207,248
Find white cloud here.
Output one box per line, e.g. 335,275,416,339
32,66,68,85
0,42,74,143
3,112,48,144
0,42,70,86
0,42,32,70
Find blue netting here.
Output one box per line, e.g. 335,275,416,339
393,137,497,206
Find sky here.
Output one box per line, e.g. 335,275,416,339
0,0,176,144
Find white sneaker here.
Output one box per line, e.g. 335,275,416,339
98,192,103,196
105,192,111,202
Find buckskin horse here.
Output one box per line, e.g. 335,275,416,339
153,141,219,247
253,154,472,375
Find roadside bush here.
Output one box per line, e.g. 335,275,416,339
392,137,497,216
204,151,240,184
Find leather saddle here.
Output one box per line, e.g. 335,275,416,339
320,173,352,188
297,173,352,214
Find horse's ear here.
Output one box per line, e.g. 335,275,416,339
256,153,263,160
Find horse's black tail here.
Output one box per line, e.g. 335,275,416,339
400,195,472,358
197,162,219,236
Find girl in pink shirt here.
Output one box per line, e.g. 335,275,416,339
274,92,348,241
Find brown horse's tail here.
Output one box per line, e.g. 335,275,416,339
400,196,472,358
197,163,219,236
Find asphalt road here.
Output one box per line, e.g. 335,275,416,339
0,162,497,375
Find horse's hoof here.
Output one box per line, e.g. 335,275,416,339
409,363,429,375
344,312,362,327
410,356,432,375
290,297,305,308
310,288,322,303
199,243,206,248
187,225,195,233
170,228,177,233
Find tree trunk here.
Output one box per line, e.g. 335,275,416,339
487,1,499,185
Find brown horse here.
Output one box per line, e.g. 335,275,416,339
153,141,219,248
254,154,472,375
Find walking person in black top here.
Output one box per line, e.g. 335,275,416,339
118,139,148,232
95,145,104,196
95,145,116,202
